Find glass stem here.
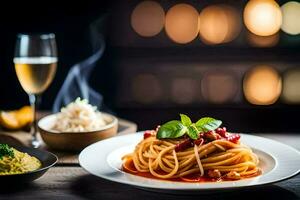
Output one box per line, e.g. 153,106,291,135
29,94,41,148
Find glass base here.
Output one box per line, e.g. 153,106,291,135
31,138,41,148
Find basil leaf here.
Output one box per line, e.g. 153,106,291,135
195,117,222,132
180,114,192,126
186,125,199,140
157,120,187,139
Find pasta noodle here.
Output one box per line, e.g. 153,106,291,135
0,148,41,175
122,132,260,181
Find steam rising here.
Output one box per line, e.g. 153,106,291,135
53,18,106,112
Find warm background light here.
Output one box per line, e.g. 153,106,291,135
282,69,300,104
243,0,282,36
243,65,282,105
165,4,199,44
199,5,241,45
247,31,279,47
131,1,165,37
281,1,300,35
131,74,162,104
201,72,238,104
171,78,198,104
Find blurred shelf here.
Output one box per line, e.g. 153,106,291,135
116,106,300,133
108,46,300,62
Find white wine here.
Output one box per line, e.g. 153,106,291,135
14,57,57,94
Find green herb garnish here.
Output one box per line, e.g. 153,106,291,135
0,144,14,160
157,114,222,140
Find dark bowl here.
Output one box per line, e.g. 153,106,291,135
0,146,58,183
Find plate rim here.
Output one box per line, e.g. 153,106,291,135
79,132,300,190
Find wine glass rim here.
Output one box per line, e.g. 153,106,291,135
17,33,55,39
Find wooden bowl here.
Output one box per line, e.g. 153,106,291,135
38,113,118,151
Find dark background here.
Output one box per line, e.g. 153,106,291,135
0,0,299,133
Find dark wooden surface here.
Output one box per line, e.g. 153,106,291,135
0,134,299,200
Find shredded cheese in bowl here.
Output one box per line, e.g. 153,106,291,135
52,98,107,132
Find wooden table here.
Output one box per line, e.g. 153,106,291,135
0,133,299,200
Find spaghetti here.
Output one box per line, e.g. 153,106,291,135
122,116,260,181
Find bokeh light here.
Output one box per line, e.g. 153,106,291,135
131,74,162,104
131,1,165,37
243,0,282,36
199,5,241,45
171,78,198,104
282,69,300,104
243,65,282,105
281,1,300,35
201,72,238,104
247,31,279,47
165,4,199,44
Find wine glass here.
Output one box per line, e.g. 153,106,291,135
14,33,57,148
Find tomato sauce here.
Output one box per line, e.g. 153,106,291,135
122,158,260,182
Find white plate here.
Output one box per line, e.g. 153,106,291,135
79,132,300,192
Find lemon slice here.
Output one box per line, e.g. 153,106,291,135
0,106,33,130
17,106,33,126
0,112,19,129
